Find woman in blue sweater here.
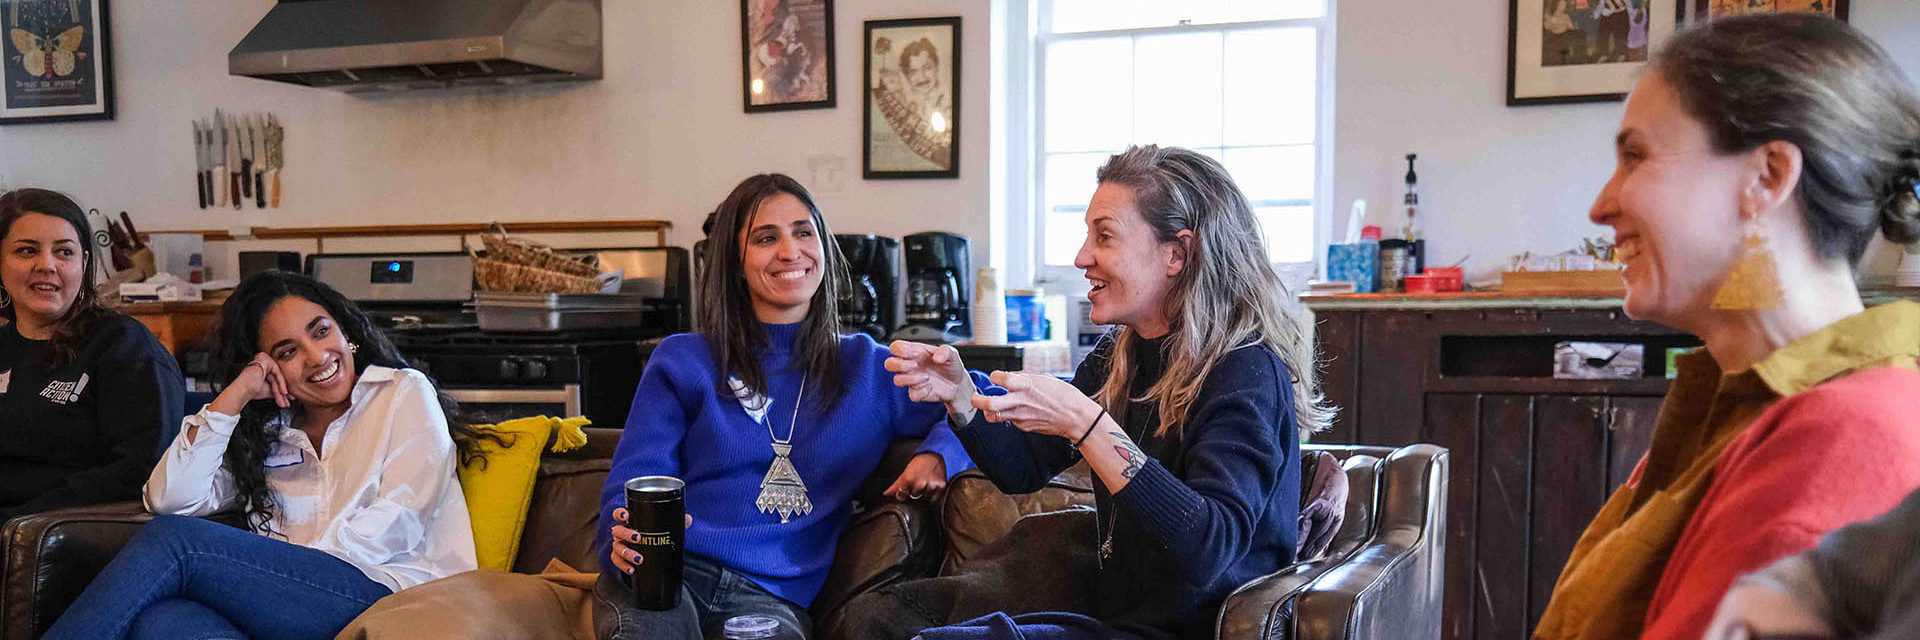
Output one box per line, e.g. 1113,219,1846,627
592,174,974,640
848,145,1335,640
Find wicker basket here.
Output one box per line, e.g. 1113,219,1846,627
479,223,599,278
471,250,601,294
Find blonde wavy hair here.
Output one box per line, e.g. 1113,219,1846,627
1090,145,1334,436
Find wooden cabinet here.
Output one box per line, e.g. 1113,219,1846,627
122,301,221,356
1307,301,1692,640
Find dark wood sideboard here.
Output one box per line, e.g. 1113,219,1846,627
1308,296,1693,640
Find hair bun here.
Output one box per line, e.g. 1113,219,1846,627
1882,150,1920,246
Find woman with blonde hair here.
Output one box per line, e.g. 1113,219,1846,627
842,144,1333,639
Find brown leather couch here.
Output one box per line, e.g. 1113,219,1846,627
1,427,946,640
3,429,1445,640
928,443,1449,640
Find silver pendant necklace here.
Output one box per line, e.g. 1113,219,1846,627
731,376,812,523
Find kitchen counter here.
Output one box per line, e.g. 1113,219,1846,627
1304,286,1920,310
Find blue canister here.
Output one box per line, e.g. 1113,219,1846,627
1327,242,1379,293
1005,289,1047,342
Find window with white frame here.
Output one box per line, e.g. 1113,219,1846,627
1031,0,1332,269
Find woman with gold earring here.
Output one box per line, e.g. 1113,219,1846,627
1535,14,1920,640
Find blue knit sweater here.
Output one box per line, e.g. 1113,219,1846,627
596,323,976,607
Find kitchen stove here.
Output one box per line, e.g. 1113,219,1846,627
311,248,688,428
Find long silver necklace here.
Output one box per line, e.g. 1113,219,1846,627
732,376,812,523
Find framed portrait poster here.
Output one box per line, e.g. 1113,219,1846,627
741,0,834,112
1,0,112,124
1683,0,1848,22
1508,0,1678,106
863,17,959,179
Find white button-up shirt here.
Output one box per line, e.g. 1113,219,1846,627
145,365,476,591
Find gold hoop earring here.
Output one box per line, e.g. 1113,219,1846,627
0,287,10,309
1712,216,1784,310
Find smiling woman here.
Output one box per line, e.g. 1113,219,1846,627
0,187,183,523
39,270,506,640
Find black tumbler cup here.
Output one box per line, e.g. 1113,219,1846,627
624,475,685,611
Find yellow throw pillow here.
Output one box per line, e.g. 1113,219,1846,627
458,415,591,572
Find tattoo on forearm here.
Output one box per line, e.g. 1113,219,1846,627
1111,431,1145,479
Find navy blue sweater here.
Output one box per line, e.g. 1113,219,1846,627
956,335,1301,639
596,323,975,607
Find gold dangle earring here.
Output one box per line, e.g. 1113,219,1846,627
1712,214,1784,310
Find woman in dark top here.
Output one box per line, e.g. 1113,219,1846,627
847,145,1335,640
0,188,184,522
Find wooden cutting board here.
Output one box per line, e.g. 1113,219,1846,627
1501,270,1628,296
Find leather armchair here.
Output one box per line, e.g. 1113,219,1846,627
2,428,945,640
1217,444,1450,640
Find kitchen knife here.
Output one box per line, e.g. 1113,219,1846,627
267,113,283,208
120,211,145,250
193,123,207,209
238,118,253,201
212,111,228,207
252,115,266,208
228,117,242,210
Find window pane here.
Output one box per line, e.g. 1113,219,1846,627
1046,38,1134,153
1225,28,1317,146
1222,145,1314,204
1050,0,1325,33
1134,33,1223,148
1043,152,1111,265
1256,205,1315,263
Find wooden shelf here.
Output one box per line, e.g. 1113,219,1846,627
141,220,673,246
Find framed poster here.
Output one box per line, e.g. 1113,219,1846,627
1508,0,1678,106
741,0,834,112
863,17,959,179
0,0,111,124
1684,0,1848,22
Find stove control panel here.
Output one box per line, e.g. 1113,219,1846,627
412,354,580,385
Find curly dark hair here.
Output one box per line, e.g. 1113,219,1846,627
0,188,111,366
211,270,505,534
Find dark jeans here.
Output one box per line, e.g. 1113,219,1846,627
40,514,393,640
593,554,812,640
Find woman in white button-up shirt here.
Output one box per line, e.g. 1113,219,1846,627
43,271,499,640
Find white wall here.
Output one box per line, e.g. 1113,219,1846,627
1334,0,1920,282
0,0,993,279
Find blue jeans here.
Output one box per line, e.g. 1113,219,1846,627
592,554,810,640
41,514,393,640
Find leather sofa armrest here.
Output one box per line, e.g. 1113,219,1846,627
3,502,154,640
1286,445,1449,640
810,500,938,633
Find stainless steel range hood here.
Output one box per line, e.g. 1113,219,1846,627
229,0,601,93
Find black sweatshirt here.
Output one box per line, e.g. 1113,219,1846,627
954,335,1301,639
0,314,185,521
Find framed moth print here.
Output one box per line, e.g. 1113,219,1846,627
864,17,959,179
1508,0,1677,106
741,0,835,112
0,0,112,124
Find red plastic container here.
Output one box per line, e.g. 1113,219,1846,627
1403,274,1440,294
1423,267,1464,292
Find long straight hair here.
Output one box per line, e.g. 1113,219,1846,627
0,188,110,366
696,174,848,409
1091,145,1334,436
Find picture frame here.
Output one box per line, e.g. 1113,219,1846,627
1681,0,1848,23
863,17,960,179
741,0,835,113
0,0,112,124
1508,0,1678,106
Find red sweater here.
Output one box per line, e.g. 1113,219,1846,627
1641,366,1920,639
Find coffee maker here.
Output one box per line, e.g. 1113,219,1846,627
891,232,970,343
834,234,899,340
